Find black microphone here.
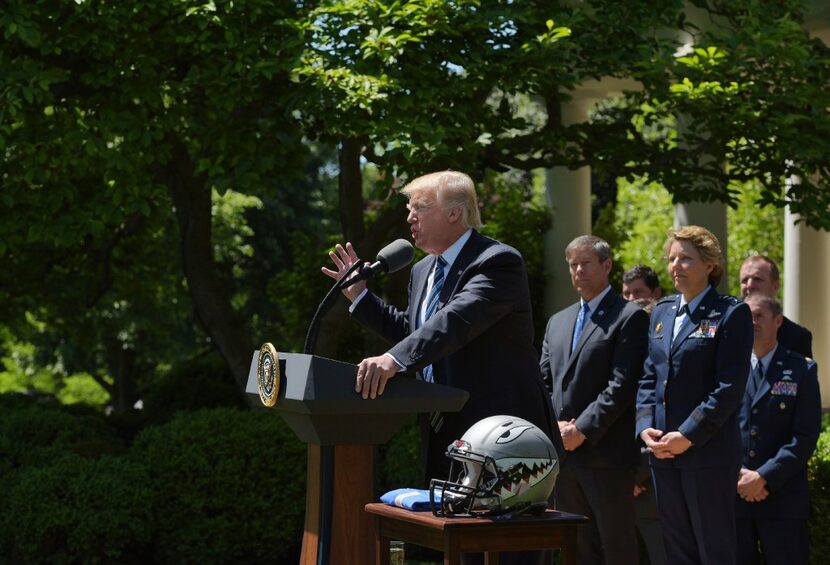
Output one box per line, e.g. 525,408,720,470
341,239,415,288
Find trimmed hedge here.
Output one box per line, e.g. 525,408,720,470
133,408,306,564
0,400,306,564
0,454,153,564
0,395,123,478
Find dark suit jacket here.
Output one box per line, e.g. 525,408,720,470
736,348,821,520
540,290,648,468
351,230,561,481
778,316,813,358
636,288,753,469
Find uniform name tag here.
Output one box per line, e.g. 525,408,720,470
771,381,798,396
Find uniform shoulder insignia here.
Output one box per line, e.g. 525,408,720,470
656,296,675,306
784,349,809,362
717,294,741,305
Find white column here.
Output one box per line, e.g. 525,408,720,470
544,98,594,316
784,209,830,407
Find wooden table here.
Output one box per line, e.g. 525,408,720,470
365,503,588,565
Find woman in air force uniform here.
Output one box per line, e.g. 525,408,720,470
635,225,753,565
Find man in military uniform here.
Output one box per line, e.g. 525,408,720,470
739,255,812,357
736,294,821,565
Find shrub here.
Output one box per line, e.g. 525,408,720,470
0,454,153,564
809,415,830,565
0,395,122,479
132,407,306,564
379,416,423,491
140,353,245,425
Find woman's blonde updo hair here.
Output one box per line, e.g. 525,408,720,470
664,225,724,286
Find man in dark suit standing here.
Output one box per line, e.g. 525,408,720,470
540,235,649,565
323,170,561,485
739,255,812,357
736,294,821,565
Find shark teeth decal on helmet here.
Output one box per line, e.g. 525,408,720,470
495,458,555,499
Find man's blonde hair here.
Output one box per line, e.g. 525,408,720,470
401,171,482,229
664,225,724,286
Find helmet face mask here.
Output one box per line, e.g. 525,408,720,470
429,416,559,517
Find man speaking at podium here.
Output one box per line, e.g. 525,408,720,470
322,170,561,484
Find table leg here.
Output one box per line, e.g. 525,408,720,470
372,514,390,565
483,551,500,565
561,525,578,565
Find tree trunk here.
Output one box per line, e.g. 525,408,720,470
338,137,366,245
164,134,254,392
317,138,412,361
108,343,137,414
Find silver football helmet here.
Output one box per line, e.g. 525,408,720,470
429,415,559,517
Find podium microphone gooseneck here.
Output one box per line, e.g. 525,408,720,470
304,239,414,565
303,239,414,354
339,238,415,290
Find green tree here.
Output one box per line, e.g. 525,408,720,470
612,0,830,230
0,0,312,401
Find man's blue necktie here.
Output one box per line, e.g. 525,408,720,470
421,256,446,384
571,301,591,353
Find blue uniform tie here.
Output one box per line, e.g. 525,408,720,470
672,303,690,343
752,360,765,390
571,302,591,353
421,257,446,384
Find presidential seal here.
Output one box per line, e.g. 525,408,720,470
257,342,280,408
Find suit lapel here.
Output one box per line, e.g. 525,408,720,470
556,304,581,377
563,291,619,376
439,230,480,308
410,257,432,329
661,297,679,359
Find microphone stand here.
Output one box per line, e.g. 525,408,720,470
303,261,363,565
303,261,363,355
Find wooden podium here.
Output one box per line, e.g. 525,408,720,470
246,351,469,565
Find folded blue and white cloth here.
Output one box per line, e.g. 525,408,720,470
380,488,441,511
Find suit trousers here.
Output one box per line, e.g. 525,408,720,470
651,465,739,565
554,464,638,565
635,491,666,565
736,518,808,565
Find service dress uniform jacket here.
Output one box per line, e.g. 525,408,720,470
351,230,561,483
636,287,753,565
735,347,821,565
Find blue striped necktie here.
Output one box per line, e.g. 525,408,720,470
571,302,591,353
421,256,446,384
